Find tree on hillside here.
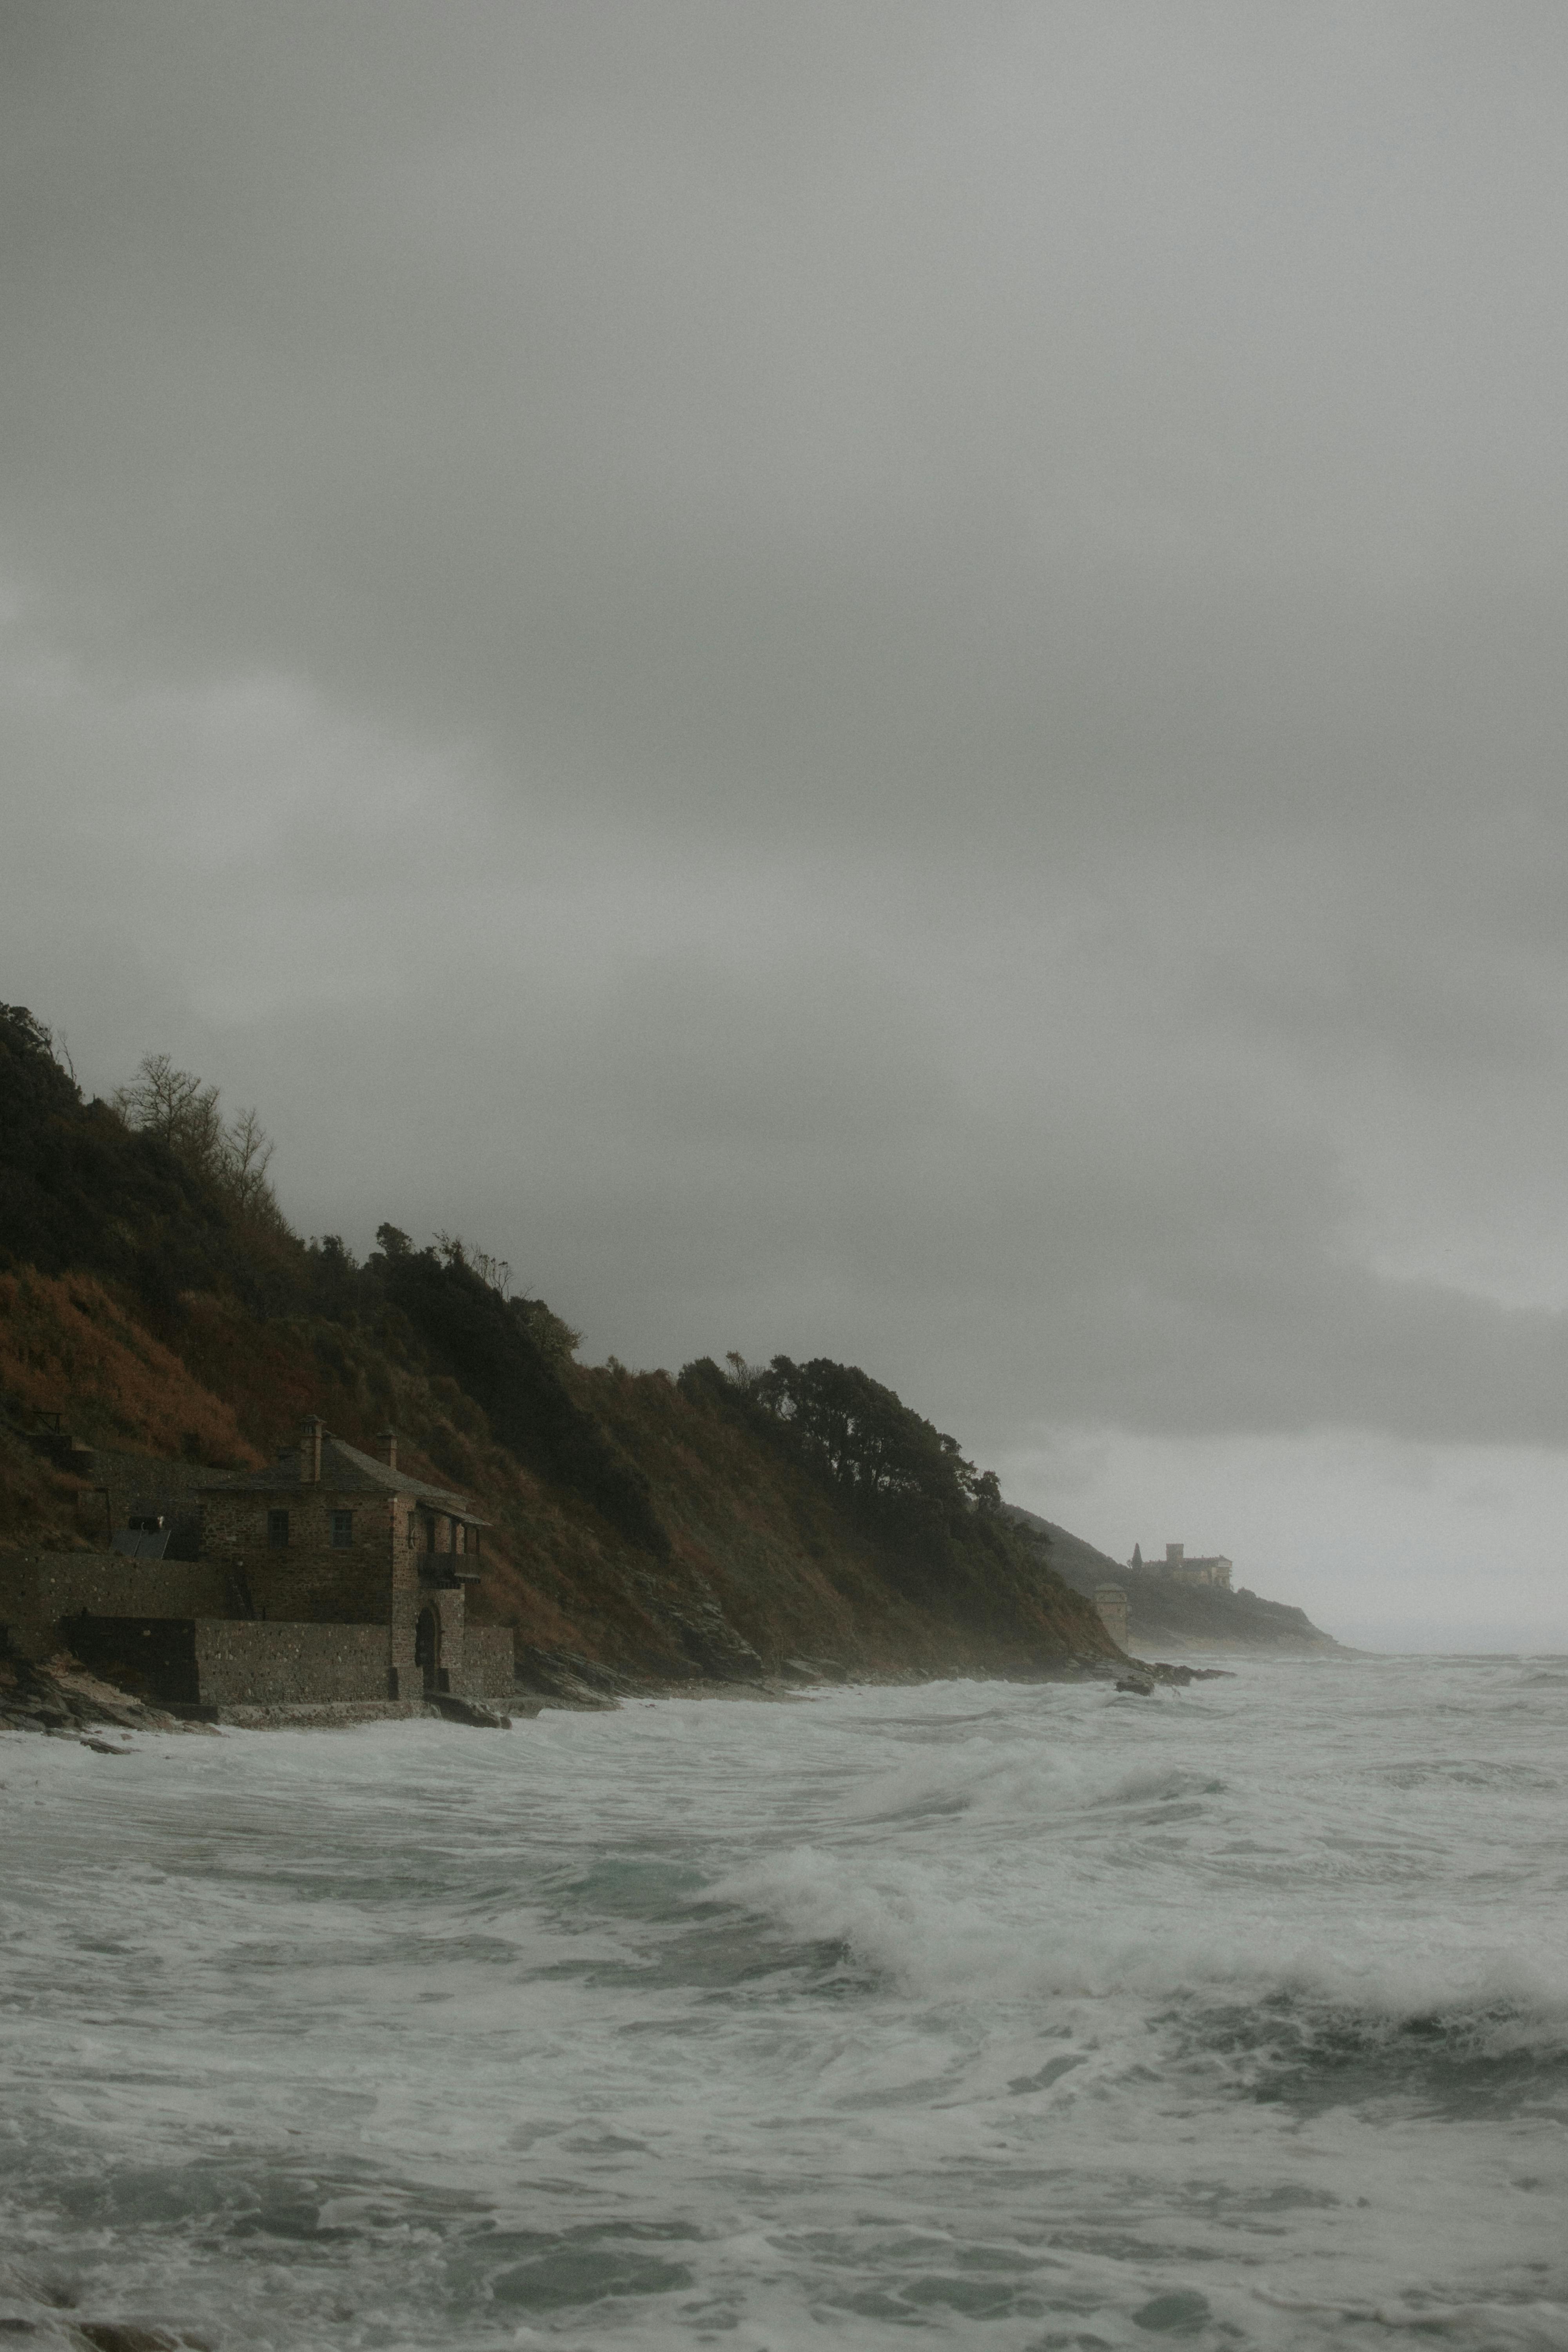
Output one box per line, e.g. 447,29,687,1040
114,1053,286,1231
427,1231,583,1364
0,1005,254,1314
715,1353,1002,1564
749,1356,998,1513
113,1054,223,1165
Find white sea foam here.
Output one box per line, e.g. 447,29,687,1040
3,1656,1568,2348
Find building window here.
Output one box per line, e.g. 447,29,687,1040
407,1510,417,1550
330,1510,353,1548
454,1522,465,1555
267,1509,289,1549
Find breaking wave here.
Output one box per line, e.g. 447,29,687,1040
4,1654,1568,2347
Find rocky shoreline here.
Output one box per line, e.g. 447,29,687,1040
1,1638,1229,1745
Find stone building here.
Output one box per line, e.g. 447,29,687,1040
1093,1583,1129,1648
0,1416,514,1717
199,1418,490,1699
1129,1542,1232,1590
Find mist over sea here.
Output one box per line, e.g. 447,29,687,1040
3,1659,1566,2350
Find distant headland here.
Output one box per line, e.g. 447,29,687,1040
1003,1509,1346,1657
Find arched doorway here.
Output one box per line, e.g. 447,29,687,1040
414,1606,440,1694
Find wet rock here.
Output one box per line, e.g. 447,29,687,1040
1115,1675,1155,1696
515,1646,634,1708
427,1692,510,1730
1,1650,196,1738
668,1602,765,1684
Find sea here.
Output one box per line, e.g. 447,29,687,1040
2,1655,1566,2351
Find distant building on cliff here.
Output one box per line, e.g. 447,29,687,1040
1129,1542,1232,1590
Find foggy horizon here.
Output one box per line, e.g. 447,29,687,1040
8,3,1568,1649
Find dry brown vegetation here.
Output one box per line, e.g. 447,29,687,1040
0,1270,258,1465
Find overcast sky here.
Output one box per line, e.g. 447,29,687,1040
7,2,1568,1647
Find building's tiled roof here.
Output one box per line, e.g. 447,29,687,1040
199,1433,483,1520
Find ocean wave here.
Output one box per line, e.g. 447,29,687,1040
8,1661,1568,2346
705,1841,1568,2065
835,1737,1227,1826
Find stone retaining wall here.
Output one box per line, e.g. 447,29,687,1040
208,1548,394,1626
194,1620,392,1706
0,1552,236,1661
462,1624,516,1701
1,1550,514,1709
0,1551,233,1622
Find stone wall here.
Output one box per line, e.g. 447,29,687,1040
194,1620,392,1706
200,1485,402,1557
73,1450,223,1548
2,1547,510,1710
0,1550,239,1660
461,1624,515,1701
1,1551,232,1621
390,1530,425,1685
212,1547,394,1627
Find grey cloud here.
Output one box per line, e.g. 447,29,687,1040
5,0,1568,1512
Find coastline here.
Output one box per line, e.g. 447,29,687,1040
1,1640,1236,1743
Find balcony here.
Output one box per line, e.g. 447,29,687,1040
417,1550,483,1585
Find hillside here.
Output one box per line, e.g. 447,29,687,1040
1004,1506,1347,1656
0,1004,1119,1691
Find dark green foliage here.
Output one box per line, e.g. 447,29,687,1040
305,1234,361,1322
754,1356,995,1529
0,1003,252,1320
684,1352,1004,1572
113,1053,287,1231
372,1236,670,1557
1,1009,655,1541
511,1294,583,1365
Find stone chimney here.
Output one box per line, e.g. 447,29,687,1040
377,1428,397,1474
300,1415,324,1484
